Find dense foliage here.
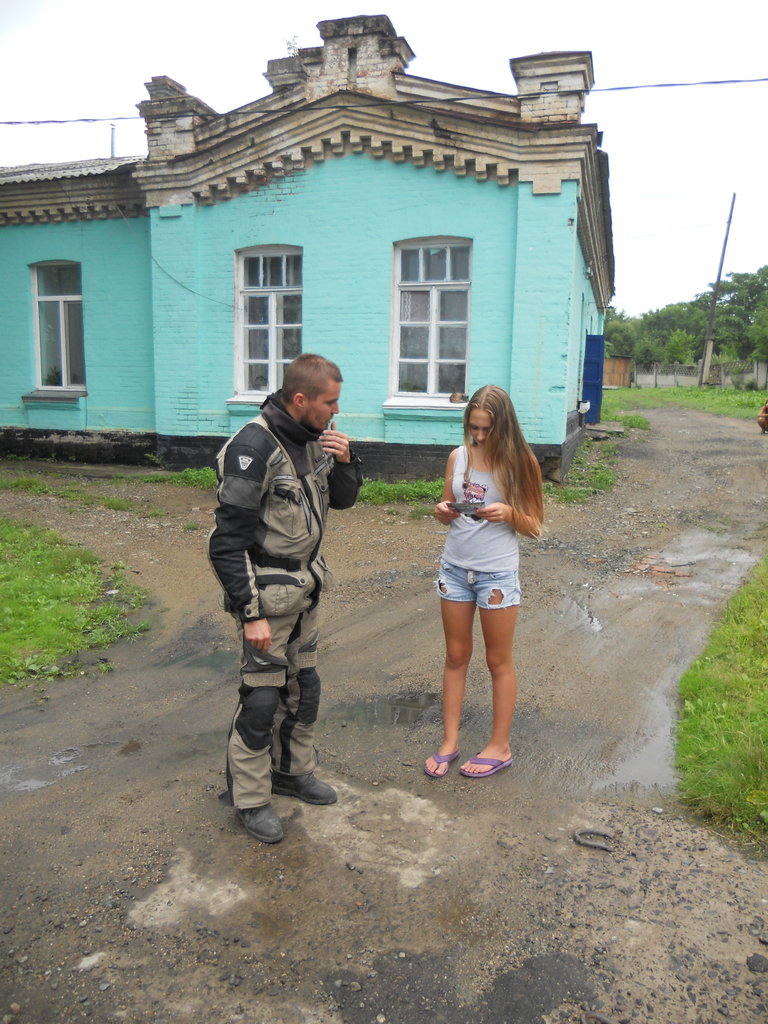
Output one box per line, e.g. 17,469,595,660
606,265,768,364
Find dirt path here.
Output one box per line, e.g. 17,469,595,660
1,408,768,1024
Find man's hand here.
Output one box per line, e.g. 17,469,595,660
320,421,351,463
244,617,272,652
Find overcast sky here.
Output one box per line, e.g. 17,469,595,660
1,0,766,317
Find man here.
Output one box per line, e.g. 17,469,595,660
208,354,362,844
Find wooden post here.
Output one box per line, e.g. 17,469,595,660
699,193,736,385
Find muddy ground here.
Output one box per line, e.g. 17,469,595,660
1,406,768,1024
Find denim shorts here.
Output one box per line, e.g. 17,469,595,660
435,559,521,609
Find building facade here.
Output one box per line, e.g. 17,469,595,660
0,15,613,479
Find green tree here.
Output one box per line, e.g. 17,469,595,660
748,298,768,359
604,307,638,357
665,329,695,363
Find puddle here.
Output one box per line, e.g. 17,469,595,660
0,748,89,793
323,692,439,727
169,649,236,673
596,679,678,793
557,596,603,633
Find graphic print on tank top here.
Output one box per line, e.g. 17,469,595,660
464,478,488,504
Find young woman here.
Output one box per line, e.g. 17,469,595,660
425,385,543,779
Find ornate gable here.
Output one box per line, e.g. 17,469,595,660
133,16,599,206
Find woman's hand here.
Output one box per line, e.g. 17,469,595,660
434,500,460,525
475,502,511,524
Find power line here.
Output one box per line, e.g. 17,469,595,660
1,74,766,126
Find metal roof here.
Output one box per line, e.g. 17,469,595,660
0,156,143,184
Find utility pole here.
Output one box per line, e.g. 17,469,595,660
699,193,736,385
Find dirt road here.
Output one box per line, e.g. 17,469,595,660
1,407,768,1024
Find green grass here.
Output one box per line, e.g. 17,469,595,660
602,386,765,422
544,439,618,504
0,519,148,685
358,477,443,505
128,467,218,489
676,558,768,844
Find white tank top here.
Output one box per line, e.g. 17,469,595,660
442,446,519,572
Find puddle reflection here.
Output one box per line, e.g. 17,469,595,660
324,692,439,727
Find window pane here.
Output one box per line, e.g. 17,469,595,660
400,249,420,282
245,257,262,288
440,290,468,321
265,256,283,287
278,293,302,324
279,327,302,361
424,247,447,281
285,255,302,287
439,326,467,359
247,363,268,390
38,264,81,296
65,302,85,385
400,325,429,358
247,296,269,325
438,362,466,394
248,329,268,360
400,290,429,322
450,247,470,281
398,362,427,392
38,301,62,386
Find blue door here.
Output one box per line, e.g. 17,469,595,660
582,334,605,424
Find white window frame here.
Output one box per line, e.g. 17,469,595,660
233,246,302,399
31,261,85,390
388,238,471,405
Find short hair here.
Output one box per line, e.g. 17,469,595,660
282,353,343,401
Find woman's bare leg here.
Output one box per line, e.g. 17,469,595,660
460,604,519,775
425,599,475,776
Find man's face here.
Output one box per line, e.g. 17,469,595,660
293,380,341,432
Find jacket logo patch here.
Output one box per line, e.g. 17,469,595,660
238,456,253,472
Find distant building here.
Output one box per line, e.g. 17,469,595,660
0,14,613,478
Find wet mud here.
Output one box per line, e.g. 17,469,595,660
2,407,768,1023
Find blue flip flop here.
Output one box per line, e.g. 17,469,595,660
424,750,460,778
459,754,513,778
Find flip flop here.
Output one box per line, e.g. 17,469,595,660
424,750,460,779
459,754,513,778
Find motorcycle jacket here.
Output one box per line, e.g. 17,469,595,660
208,392,362,622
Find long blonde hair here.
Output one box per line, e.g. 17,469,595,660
463,385,543,536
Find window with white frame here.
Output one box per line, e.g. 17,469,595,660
33,262,85,388
395,240,470,396
237,247,302,393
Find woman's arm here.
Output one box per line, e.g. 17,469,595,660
434,448,461,525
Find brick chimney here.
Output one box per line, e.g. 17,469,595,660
138,76,217,160
510,52,594,124
264,15,415,100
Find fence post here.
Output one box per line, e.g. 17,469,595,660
654,363,658,387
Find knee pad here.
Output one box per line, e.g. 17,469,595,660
235,685,280,751
296,667,321,725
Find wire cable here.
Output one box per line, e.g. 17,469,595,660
1,74,766,126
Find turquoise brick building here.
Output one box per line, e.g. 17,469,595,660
0,14,613,479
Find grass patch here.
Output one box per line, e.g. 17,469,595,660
0,519,148,685
676,557,768,844
602,386,765,421
544,439,618,504
128,467,218,490
359,478,444,505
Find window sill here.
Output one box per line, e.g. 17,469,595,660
226,394,267,406
382,396,466,410
22,388,87,404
